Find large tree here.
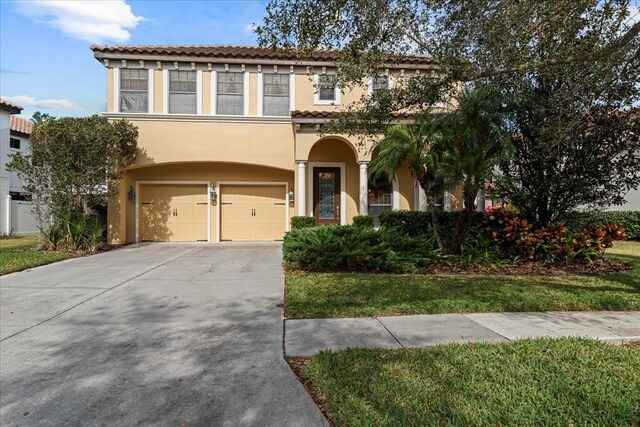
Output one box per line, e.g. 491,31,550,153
7,115,138,227
257,0,640,222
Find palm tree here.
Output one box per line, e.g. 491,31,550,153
370,85,513,253
432,85,513,252
369,119,448,249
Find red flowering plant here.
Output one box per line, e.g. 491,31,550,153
483,206,626,264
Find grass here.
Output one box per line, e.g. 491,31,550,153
0,235,73,275
299,338,640,426
285,241,640,318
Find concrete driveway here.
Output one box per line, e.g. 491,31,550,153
0,243,327,426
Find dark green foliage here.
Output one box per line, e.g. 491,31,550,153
352,215,373,228
569,211,640,240
378,210,483,239
291,216,316,229
40,211,106,252
282,225,441,273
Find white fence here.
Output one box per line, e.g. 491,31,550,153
9,200,38,235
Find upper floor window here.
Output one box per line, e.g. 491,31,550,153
315,74,339,104
370,75,390,98
217,72,244,115
9,137,20,149
263,73,290,116
169,70,197,114
120,69,148,113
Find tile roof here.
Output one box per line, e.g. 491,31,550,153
10,115,33,136
90,45,434,66
0,98,23,114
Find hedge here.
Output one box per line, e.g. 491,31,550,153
283,225,441,273
352,215,374,227
291,216,316,229
378,210,483,236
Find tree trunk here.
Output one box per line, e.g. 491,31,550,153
451,189,478,254
427,194,446,251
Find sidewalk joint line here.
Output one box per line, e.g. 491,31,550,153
0,246,203,343
462,313,513,342
376,317,403,347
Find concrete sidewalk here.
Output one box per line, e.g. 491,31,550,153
285,311,640,356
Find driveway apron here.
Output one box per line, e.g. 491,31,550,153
0,243,327,426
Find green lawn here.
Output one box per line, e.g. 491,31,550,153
0,235,73,275
300,338,640,426
285,241,640,318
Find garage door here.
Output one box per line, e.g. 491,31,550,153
220,185,286,241
139,184,208,242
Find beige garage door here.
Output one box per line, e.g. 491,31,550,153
139,184,208,242
220,185,286,241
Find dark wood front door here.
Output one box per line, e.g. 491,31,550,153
313,167,341,224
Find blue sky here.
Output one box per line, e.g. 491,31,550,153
0,0,268,118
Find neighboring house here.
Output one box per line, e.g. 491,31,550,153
91,45,461,244
0,100,37,235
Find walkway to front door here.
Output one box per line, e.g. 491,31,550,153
0,243,327,426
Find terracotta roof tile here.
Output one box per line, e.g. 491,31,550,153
90,45,434,66
0,98,23,114
10,115,33,136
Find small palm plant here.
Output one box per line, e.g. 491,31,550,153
370,85,513,253
432,85,513,252
369,119,448,249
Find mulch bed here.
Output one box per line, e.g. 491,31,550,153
425,257,632,276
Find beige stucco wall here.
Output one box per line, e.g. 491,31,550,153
126,119,296,171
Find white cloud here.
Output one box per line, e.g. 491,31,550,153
15,0,144,43
244,23,256,36
5,95,82,112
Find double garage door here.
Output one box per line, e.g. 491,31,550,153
138,183,286,242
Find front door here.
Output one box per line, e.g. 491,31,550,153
313,167,341,225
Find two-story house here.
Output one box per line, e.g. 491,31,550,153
91,45,455,244
0,99,36,235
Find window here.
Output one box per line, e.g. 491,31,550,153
263,73,290,116
316,74,337,102
120,69,148,113
217,72,244,115
370,75,390,98
169,70,197,114
368,173,393,228
9,137,20,149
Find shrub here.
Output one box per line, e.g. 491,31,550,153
352,215,374,227
569,211,640,240
378,210,483,243
39,221,65,251
283,225,441,273
484,207,626,264
291,216,316,229
85,215,106,252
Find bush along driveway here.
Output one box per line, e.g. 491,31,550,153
285,241,640,319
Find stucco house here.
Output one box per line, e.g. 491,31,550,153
91,45,461,244
0,99,37,235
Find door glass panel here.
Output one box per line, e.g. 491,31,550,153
318,172,336,219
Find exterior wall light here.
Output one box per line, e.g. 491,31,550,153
288,189,295,206
127,186,135,202
210,188,217,205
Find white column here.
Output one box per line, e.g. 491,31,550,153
4,194,11,235
443,191,452,212
417,185,428,211
296,161,306,216
359,162,369,215
476,189,486,212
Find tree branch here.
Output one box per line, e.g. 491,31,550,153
467,20,640,81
